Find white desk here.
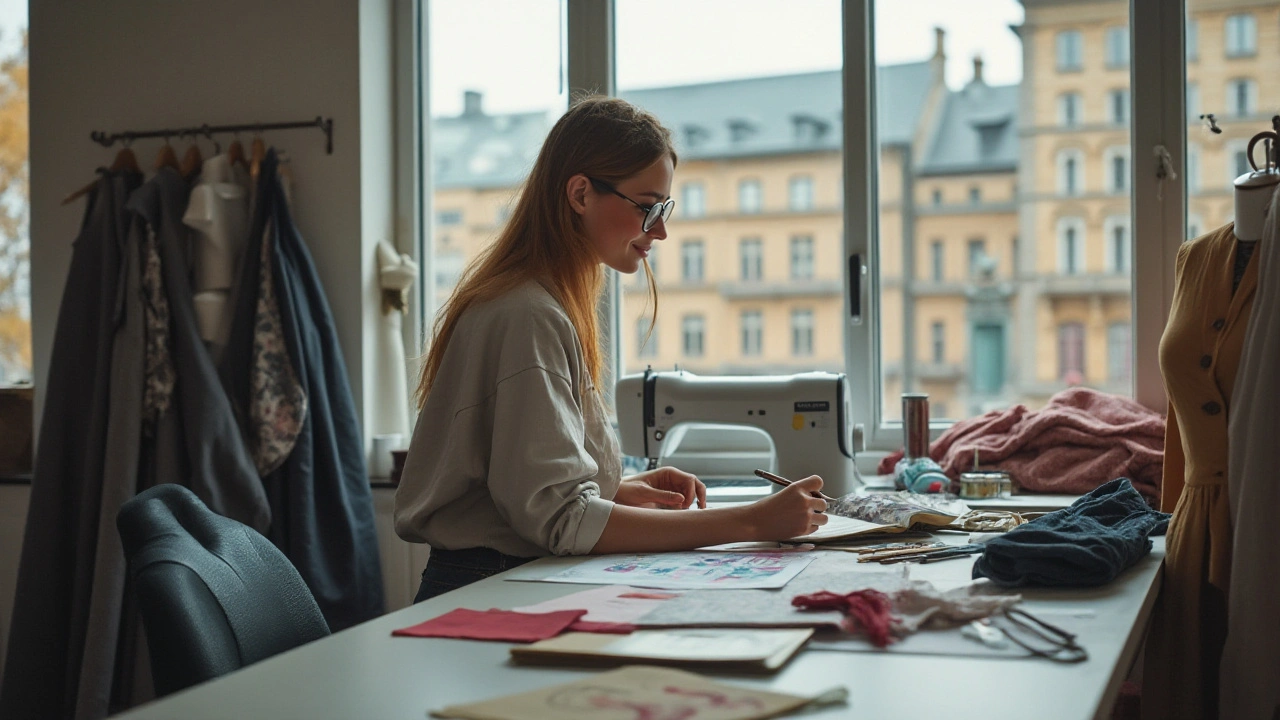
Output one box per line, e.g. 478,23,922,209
112,540,1164,720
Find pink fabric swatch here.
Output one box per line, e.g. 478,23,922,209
878,387,1165,501
392,608,587,643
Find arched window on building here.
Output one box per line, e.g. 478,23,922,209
1057,149,1084,196
1056,217,1087,275
1104,215,1131,274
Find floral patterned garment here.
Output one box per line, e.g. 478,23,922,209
249,219,307,476
141,227,175,437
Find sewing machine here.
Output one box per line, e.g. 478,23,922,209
616,369,861,497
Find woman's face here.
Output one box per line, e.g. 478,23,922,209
570,155,674,274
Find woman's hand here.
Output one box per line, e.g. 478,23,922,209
743,475,828,540
614,467,707,509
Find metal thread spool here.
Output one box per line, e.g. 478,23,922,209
902,393,930,460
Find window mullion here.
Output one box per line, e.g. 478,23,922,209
1131,0,1185,412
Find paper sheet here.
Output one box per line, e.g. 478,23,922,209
535,552,816,590
513,585,678,624
431,665,842,720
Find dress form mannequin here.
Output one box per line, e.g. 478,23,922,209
1234,143,1280,240
183,154,250,347
373,240,418,446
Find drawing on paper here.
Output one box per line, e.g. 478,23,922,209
539,552,815,590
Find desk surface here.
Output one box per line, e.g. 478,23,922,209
113,539,1164,720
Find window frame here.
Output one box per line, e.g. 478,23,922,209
1228,77,1257,118
1104,145,1131,194
788,174,814,212
682,313,705,357
1105,25,1130,69
1225,13,1257,58
680,239,705,283
1057,91,1081,127
739,237,764,282
411,0,1185,456
738,178,763,214
1104,214,1131,274
1056,216,1086,275
789,235,815,280
791,308,815,357
1056,148,1085,196
740,309,764,356
681,181,706,218
1056,29,1083,72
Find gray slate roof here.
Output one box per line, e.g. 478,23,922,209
918,80,1019,176
431,61,1017,189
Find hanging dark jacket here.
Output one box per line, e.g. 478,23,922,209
0,169,142,720
220,151,384,630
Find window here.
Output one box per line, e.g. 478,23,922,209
738,179,762,214
1186,82,1199,123
636,318,657,358
682,315,705,357
930,240,944,282
636,250,658,286
682,182,706,218
0,12,28,385
788,175,813,211
967,238,987,278
1188,213,1204,241
437,209,463,226
741,310,763,356
968,186,981,204
790,236,814,280
1186,18,1198,62
1057,217,1086,275
1105,26,1129,68
1225,13,1256,57
739,238,763,281
1058,323,1086,382
1187,143,1201,192
791,309,814,356
1227,140,1250,183
971,323,1006,395
1104,215,1130,274
931,321,945,364
1058,92,1081,127
1229,78,1257,118
435,250,465,289
1056,30,1083,71
1057,149,1084,196
1109,89,1129,125
931,188,943,205
1107,322,1131,383
681,240,704,283
1104,146,1130,194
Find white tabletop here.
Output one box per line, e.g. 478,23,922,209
112,539,1164,720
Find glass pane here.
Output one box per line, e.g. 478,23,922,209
616,0,843,381
876,1,1134,422
427,0,565,314
1189,3,1278,241
0,12,29,385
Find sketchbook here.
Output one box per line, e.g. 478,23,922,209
790,492,968,543
510,628,814,673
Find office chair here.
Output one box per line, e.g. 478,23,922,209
117,483,330,697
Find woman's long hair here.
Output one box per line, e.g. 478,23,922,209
415,95,676,408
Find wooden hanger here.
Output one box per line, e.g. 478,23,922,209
61,146,140,206
155,136,179,171
227,135,247,168
179,133,204,178
249,134,266,182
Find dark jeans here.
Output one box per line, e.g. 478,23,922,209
413,547,537,603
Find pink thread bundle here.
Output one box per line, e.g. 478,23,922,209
792,589,895,647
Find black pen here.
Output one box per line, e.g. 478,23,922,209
753,469,837,503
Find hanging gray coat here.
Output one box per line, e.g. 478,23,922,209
0,170,142,720
219,150,384,630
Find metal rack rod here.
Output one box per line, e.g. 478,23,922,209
89,116,334,154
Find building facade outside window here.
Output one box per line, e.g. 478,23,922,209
1057,217,1086,275
968,186,981,204
1104,215,1130,274
1056,29,1083,71
1225,13,1257,57
1229,78,1256,118
790,236,814,280
1186,82,1199,122
1057,149,1084,195
682,314,705,357
681,240,704,283
967,238,987,277
739,238,763,281
1109,89,1129,125
636,318,657,357
741,310,763,356
791,308,814,356
1058,322,1086,382
931,188,943,205
1105,26,1129,68
1187,18,1199,62
738,178,762,214
931,240,944,282
1226,139,1249,183
682,181,706,218
1104,146,1130,193
1058,92,1081,126
1108,322,1131,383
931,321,945,364
1187,142,1201,191
788,175,813,211
437,209,463,225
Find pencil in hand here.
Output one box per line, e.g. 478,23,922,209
753,469,838,503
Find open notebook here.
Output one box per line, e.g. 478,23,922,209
789,492,968,543
510,628,813,673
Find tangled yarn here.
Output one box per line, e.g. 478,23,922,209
792,589,895,647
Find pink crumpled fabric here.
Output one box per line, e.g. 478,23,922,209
877,388,1165,502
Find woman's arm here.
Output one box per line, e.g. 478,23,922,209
591,476,827,554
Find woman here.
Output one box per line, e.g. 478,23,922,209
394,96,828,603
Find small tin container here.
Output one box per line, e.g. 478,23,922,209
902,393,930,460
959,471,1012,500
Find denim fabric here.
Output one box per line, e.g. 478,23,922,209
413,547,537,603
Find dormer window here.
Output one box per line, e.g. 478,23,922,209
727,119,757,143
791,114,829,143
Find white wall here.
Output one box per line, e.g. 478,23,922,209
28,0,396,440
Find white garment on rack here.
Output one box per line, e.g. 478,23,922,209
183,154,249,345
1221,183,1280,720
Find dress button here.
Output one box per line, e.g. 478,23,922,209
1200,355,1212,369
1212,318,1226,331
1203,401,1222,415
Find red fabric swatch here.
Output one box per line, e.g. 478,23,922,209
567,620,637,634
392,608,587,643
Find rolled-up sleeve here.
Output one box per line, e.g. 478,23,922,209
487,366,616,555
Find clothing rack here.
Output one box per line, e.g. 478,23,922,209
89,116,335,154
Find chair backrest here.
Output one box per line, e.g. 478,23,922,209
117,484,330,697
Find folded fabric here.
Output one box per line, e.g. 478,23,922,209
392,608,587,643
972,478,1169,588
877,388,1165,501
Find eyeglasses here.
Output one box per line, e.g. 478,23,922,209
588,177,674,232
